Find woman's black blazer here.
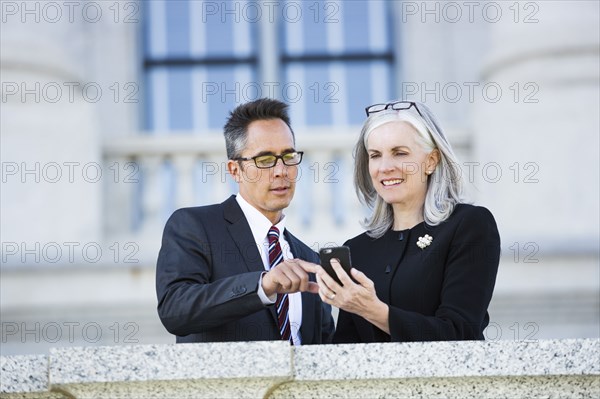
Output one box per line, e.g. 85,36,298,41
333,204,500,343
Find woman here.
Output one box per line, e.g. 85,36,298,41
316,100,500,342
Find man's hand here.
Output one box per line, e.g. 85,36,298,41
261,259,319,297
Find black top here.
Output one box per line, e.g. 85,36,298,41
333,204,500,343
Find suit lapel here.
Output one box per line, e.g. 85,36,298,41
299,291,315,344
283,230,300,257
223,196,265,273
223,196,280,325
286,230,317,345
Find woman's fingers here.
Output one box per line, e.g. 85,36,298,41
330,258,355,286
316,272,336,301
315,264,342,292
350,267,374,289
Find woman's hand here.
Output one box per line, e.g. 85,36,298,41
316,259,390,334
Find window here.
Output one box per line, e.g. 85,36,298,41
281,0,394,127
142,0,394,132
143,0,258,132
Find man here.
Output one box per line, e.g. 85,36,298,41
156,98,334,344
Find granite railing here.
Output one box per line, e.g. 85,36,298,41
1,339,598,398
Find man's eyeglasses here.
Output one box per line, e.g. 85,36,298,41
232,151,304,169
365,101,423,118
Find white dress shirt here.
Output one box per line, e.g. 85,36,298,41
236,194,303,345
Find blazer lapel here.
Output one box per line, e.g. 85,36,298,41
223,196,279,325
286,230,317,344
223,196,265,273
299,291,316,344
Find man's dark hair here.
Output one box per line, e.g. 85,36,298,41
223,98,294,159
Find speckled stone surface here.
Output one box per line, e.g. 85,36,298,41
50,341,292,383
0,354,48,393
0,393,67,399
3,339,599,398
51,378,291,399
0,354,66,398
49,341,292,398
292,338,600,380
274,339,600,398
270,375,600,399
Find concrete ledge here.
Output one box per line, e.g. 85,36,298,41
270,376,599,399
291,339,599,380
49,341,292,398
273,339,599,398
1,339,598,398
0,354,65,398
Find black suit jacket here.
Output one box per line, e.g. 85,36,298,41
156,195,334,344
333,204,500,343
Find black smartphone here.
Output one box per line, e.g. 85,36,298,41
319,246,355,285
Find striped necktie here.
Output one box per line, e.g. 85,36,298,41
267,226,292,342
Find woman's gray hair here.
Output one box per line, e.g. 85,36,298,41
354,101,466,238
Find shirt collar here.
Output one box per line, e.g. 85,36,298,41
236,194,287,245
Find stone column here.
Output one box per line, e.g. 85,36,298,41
471,1,599,251
1,3,102,264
